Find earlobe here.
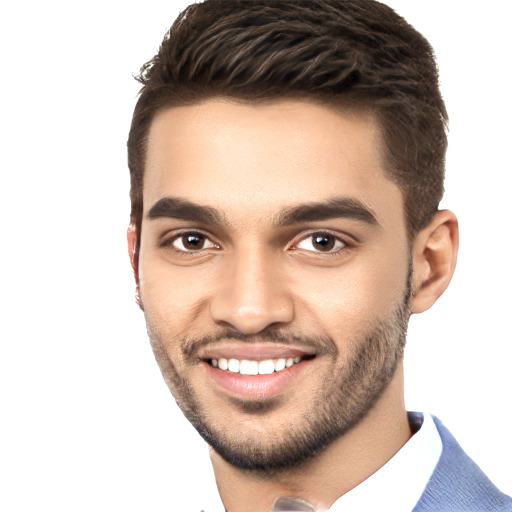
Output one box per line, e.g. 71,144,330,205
127,219,144,311
409,210,459,314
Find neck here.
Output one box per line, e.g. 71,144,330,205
210,365,411,512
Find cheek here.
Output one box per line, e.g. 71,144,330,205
138,256,211,340
291,253,409,336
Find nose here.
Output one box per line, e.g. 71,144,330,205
209,247,294,334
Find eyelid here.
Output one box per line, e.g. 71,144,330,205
289,229,353,253
158,229,220,252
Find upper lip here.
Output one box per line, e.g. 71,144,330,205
197,342,317,361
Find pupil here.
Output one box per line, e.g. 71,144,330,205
184,234,204,250
312,234,334,251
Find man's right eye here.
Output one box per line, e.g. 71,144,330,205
167,232,219,252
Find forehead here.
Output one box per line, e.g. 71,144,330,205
143,99,404,229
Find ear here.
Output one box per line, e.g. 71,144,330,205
127,218,144,311
409,210,459,314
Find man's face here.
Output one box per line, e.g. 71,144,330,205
136,99,411,470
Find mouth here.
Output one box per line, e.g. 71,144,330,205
197,344,317,400
206,355,313,375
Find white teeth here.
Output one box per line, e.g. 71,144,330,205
258,359,275,375
228,358,240,373
275,358,286,372
240,360,259,375
210,356,304,374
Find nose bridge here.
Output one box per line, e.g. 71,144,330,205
236,246,276,312
209,243,294,333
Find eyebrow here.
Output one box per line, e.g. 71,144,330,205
275,197,378,227
147,196,378,227
147,197,226,224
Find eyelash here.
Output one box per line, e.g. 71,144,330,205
160,230,220,254
160,230,351,256
290,230,350,255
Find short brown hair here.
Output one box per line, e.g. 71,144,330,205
128,0,447,240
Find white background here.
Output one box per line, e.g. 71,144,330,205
1,1,510,510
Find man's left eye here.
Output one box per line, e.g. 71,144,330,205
294,233,346,253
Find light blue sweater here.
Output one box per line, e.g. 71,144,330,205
413,417,512,511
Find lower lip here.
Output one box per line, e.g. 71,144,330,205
202,359,314,400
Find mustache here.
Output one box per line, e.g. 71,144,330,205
181,327,337,361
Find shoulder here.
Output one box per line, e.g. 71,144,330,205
413,416,512,512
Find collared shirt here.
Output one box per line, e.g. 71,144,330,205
201,412,442,512
329,412,442,512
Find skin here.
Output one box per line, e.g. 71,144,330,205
128,99,458,511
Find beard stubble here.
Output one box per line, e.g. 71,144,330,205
146,286,411,474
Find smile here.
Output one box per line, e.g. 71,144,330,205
209,356,304,375
198,345,317,400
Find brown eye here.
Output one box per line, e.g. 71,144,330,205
183,234,206,250
295,232,346,253
171,232,218,252
312,234,335,251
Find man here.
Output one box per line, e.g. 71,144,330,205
126,1,511,510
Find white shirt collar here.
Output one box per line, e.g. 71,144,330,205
328,412,442,512
201,412,442,512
